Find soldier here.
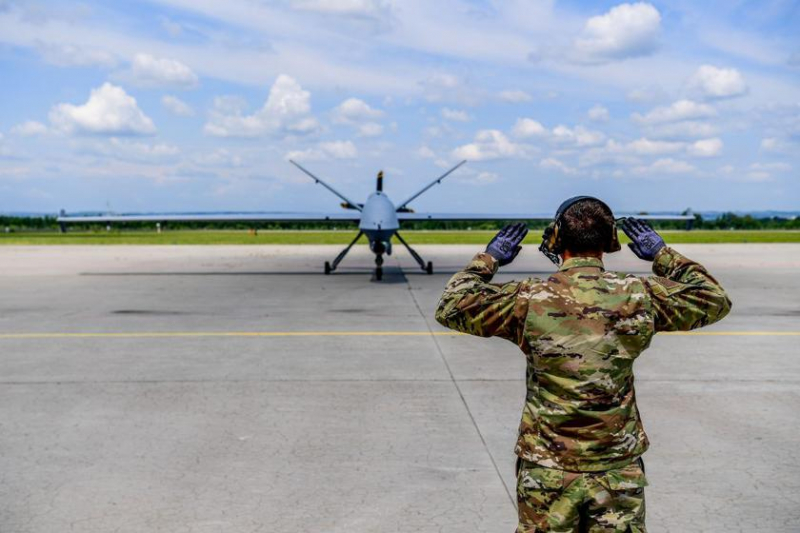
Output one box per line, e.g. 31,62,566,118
435,197,731,532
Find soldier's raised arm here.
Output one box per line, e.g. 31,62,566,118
621,218,732,332
435,223,529,344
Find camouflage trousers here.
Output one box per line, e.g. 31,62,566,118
516,457,647,533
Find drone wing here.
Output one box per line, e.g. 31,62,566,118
395,161,467,211
397,213,695,222
396,212,543,221
57,212,361,223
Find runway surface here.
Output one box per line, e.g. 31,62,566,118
1,244,798,533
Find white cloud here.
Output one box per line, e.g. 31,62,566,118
475,171,499,184
441,107,470,122
357,122,383,137
289,0,388,17
106,138,180,163
580,136,723,167
418,72,480,105
11,121,48,136
760,137,792,153
422,73,459,90
644,121,718,140
633,99,716,124
498,90,532,103
540,157,577,175
416,145,435,159
49,83,156,136
194,148,243,168
161,95,194,117
36,42,118,68
625,86,669,103
689,65,747,99
588,105,610,122
741,162,791,181
332,97,383,123
551,125,606,146
626,138,684,155
122,53,199,89
580,138,682,168
650,158,696,173
204,75,319,137
745,170,772,182
285,140,358,161
74,138,180,165
332,98,384,136
0,165,29,176
512,118,547,138
573,2,661,63
455,168,501,185
634,158,697,175
452,130,527,161
687,138,723,157
750,162,791,172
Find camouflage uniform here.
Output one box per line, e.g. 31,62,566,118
516,457,646,532
435,247,731,532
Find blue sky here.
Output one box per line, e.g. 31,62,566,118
1,0,798,215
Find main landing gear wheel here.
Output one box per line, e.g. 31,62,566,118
426,261,433,275
324,261,332,275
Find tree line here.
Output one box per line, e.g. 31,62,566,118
1,213,798,232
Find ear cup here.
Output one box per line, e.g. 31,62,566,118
550,222,562,253
606,221,622,253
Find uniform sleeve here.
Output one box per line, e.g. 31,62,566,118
644,246,732,332
435,252,529,345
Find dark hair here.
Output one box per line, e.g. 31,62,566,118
560,199,615,253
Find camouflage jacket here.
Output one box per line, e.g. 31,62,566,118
435,247,732,472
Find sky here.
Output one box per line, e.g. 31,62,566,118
0,0,798,216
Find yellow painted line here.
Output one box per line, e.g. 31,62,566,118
0,330,797,340
0,331,464,340
661,331,800,336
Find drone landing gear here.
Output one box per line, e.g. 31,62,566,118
395,232,433,275
324,231,363,275
374,253,383,281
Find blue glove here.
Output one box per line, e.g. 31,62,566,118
486,222,528,266
621,218,665,261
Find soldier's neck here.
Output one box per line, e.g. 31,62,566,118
562,250,604,261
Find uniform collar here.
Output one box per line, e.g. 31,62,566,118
559,256,604,271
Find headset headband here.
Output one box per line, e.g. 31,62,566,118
554,195,604,223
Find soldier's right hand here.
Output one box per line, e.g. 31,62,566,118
486,222,528,266
621,218,666,261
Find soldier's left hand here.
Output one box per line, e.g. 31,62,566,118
486,222,528,266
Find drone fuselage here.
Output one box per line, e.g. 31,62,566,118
359,191,399,256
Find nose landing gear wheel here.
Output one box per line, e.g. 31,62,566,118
374,254,384,281
324,261,332,275
425,261,433,275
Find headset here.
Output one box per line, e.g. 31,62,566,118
539,196,621,265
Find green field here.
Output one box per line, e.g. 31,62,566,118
1,229,799,245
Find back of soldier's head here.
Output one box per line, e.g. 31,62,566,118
559,199,616,254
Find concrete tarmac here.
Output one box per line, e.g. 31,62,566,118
0,244,798,532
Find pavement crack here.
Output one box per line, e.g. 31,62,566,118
400,262,516,509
